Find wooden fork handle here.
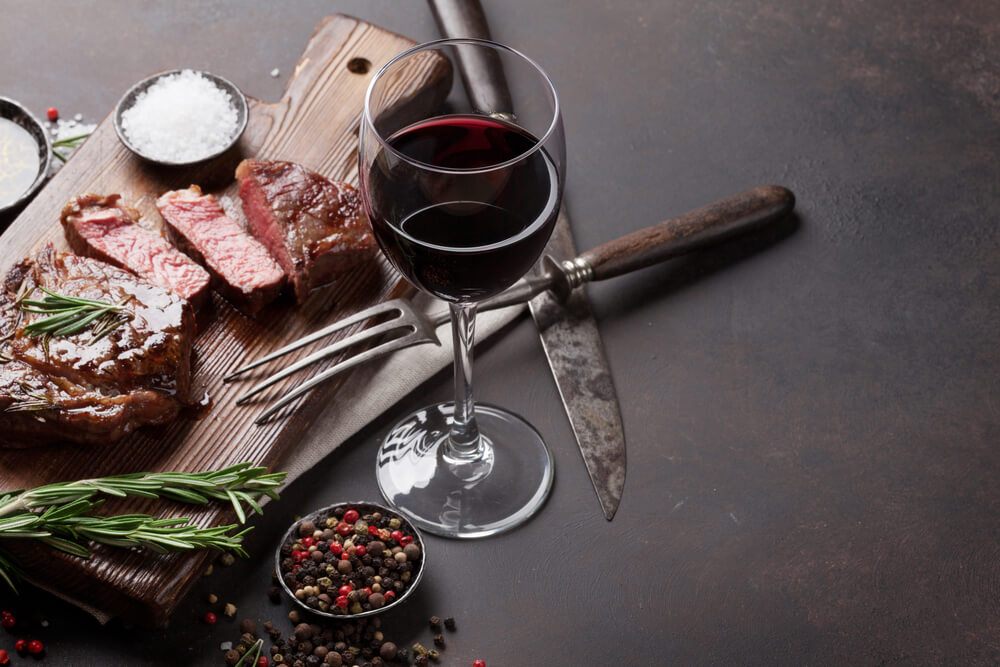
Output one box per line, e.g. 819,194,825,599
578,185,795,282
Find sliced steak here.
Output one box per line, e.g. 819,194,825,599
61,193,211,309
236,159,377,303
0,245,196,446
157,186,285,315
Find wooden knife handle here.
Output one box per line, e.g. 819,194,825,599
579,185,795,281
427,0,514,113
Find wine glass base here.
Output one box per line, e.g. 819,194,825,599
375,402,554,539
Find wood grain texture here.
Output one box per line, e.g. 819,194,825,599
0,15,448,626
580,185,795,281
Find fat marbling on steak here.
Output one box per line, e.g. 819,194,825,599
236,159,377,304
157,186,285,315
61,193,211,309
0,245,196,446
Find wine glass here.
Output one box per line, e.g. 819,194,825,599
359,39,565,538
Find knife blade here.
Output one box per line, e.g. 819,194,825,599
531,213,626,519
427,0,628,519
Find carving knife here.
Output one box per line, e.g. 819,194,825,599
426,1,796,520
427,0,630,520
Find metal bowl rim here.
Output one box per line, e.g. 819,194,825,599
0,96,52,214
273,500,426,620
112,68,249,167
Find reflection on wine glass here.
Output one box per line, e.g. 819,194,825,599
359,39,565,538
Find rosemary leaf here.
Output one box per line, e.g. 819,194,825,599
39,535,92,558
0,547,23,593
0,463,286,592
21,288,130,341
51,133,92,147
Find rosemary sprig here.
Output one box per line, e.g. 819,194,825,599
3,381,59,413
0,463,288,591
0,547,23,593
234,639,264,667
51,133,92,148
20,287,132,341
0,462,286,523
51,132,92,163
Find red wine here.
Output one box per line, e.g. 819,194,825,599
364,114,561,302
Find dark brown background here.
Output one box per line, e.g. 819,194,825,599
2,0,999,665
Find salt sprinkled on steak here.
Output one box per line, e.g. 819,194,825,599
60,193,211,309
235,159,377,304
0,245,196,446
157,186,285,315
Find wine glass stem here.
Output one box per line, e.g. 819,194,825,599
447,301,482,458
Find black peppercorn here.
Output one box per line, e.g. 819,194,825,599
433,634,444,647
379,642,397,661
443,617,455,630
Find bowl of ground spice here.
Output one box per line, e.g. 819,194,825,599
276,501,426,619
113,69,248,166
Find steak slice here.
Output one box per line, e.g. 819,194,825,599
0,245,196,446
157,186,285,315
61,193,211,309
236,159,377,303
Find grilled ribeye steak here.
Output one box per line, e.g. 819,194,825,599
236,159,377,304
157,186,286,315
0,245,196,446
61,193,212,309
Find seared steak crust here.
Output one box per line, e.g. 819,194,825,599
0,245,195,446
236,159,377,303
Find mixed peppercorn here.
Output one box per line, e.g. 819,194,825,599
1,610,46,660
278,506,422,616
221,610,474,666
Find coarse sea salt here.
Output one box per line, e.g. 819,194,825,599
121,70,239,163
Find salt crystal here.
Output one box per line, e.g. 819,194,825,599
73,113,83,121
220,641,233,651
120,69,239,163
270,68,280,78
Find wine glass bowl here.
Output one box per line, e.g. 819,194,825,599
359,39,565,538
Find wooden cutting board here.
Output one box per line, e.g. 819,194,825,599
0,15,450,626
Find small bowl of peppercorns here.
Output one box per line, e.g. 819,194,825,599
275,501,425,619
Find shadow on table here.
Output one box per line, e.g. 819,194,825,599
595,210,802,320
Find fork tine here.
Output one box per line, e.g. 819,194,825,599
253,334,435,425
223,299,410,382
235,317,419,404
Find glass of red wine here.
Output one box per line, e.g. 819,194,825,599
359,39,565,538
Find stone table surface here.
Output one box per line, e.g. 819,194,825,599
1,0,998,664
